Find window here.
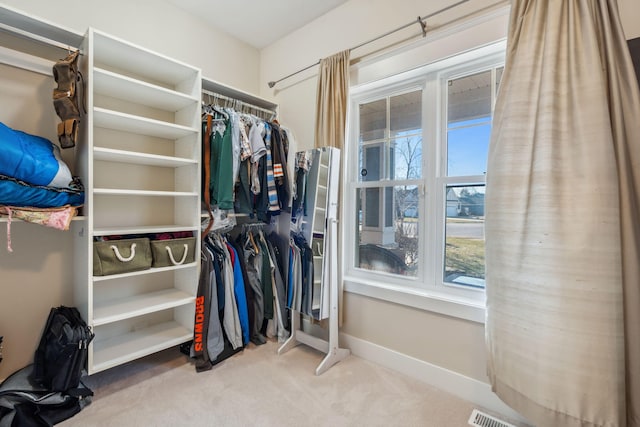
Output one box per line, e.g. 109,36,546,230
356,90,422,275
344,42,505,313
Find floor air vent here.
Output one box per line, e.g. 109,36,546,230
468,409,516,427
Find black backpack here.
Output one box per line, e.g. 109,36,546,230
31,306,94,393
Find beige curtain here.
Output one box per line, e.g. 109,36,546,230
314,50,350,149
315,50,350,325
485,1,640,426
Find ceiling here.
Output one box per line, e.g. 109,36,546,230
167,0,349,49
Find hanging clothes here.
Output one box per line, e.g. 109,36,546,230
238,230,267,345
190,242,224,372
190,233,249,372
269,122,291,213
201,101,296,223
210,119,234,210
264,234,289,339
226,242,250,346
291,150,313,222
290,233,314,317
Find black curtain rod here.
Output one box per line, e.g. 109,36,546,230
267,0,471,89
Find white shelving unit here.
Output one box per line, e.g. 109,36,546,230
75,28,202,374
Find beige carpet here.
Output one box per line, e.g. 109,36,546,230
60,340,524,427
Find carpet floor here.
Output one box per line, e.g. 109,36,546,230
60,339,525,427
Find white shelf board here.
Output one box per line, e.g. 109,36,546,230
92,320,192,373
93,188,197,197
0,216,84,223
93,289,195,326
93,29,198,88
0,5,84,49
202,76,277,111
92,262,198,282
93,147,196,168
93,107,197,139
93,68,197,112
93,225,198,236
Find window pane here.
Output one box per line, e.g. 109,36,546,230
359,144,383,181
385,187,394,227
447,70,492,177
359,99,386,141
448,70,491,124
390,136,422,179
444,185,485,288
447,122,490,176
390,90,421,138
356,186,419,277
364,187,380,227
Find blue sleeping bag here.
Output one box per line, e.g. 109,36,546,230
0,121,73,187
0,122,84,208
0,174,84,208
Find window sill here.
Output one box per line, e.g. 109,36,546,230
343,276,486,324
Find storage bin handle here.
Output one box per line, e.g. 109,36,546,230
166,244,189,265
110,243,137,262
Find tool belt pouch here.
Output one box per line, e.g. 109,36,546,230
93,237,152,276
151,237,196,268
53,51,82,149
56,118,79,149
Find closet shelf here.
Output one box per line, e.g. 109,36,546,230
92,262,198,282
94,107,197,139
92,320,192,373
93,147,197,168
93,289,195,326
93,188,198,197
93,30,198,90
0,215,84,223
93,225,198,236
93,67,198,112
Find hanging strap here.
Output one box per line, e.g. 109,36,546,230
202,115,214,239
5,207,13,253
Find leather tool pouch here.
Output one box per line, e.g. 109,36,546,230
53,51,83,149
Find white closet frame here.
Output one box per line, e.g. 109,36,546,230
76,28,203,374
0,4,307,375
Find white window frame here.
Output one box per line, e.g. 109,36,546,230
342,40,506,323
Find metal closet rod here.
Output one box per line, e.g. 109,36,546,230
0,22,79,54
202,88,277,119
267,0,472,89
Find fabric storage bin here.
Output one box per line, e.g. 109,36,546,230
93,237,152,276
151,237,196,267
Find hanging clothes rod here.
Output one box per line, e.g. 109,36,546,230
0,22,79,54
267,0,472,88
202,88,277,119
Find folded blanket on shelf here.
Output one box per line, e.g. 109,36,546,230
0,205,80,252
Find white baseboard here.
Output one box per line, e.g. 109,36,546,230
340,333,529,424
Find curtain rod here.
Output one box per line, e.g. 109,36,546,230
267,0,471,89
